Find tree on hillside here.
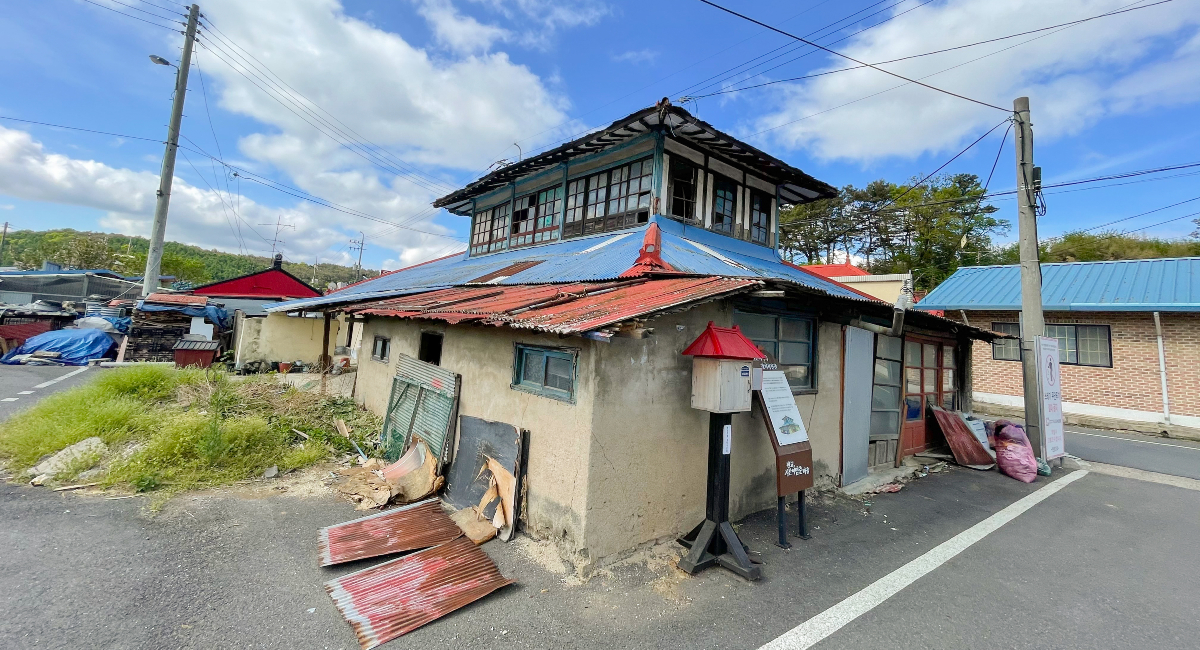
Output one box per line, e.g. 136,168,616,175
986,231,1200,263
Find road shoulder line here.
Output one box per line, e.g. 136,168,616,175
758,470,1090,650
1078,460,1200,492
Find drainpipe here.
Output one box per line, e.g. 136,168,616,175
850,278,913,337
1153,311,1171,425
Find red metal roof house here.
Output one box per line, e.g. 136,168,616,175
191,254,321,300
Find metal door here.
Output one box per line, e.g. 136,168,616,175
841,326,875,486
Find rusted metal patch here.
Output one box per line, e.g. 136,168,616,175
318,499,462,567
325,537,514,649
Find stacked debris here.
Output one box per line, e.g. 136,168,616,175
126,308,191,362
320,355,525,648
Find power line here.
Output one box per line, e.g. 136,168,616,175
100,0,183,22
1081,194,1200,233
78,0,181,32
195,17,457,194
178,147,250,254
693,0,1178,99
191,49,246,254
1121,209,1200,234
696,0,1009,112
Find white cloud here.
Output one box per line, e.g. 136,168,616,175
0,125,446,264
749,0,1200,162
0,204,13,210
415,0,511,54
612,49,658,65
468,0,609,34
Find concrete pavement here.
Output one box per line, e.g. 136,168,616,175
1066,427,1200,480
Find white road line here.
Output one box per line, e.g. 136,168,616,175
759,471,1090,650
17,391,34,395
1,398,17,402
1066,430,1200,451
31,366,88,389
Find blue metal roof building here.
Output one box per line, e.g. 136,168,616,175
916,258,1200,312
268,215,873,313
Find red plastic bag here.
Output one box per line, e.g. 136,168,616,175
995,424,1038,483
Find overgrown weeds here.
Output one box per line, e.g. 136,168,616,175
0,366,381,502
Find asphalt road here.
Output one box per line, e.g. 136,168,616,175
1,462,1196,649
1065,427,1200,480
0,364,96,420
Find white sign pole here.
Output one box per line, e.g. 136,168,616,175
1036,336,1065,460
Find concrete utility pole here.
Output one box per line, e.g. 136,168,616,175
350,233,366,279
0,222,9,267
142,4,200,297
1015,96,1045,457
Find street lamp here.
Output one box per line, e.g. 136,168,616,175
149,54,174,67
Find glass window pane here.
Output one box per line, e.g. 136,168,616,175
873,385,900,410
923,343,938,368
905,368,921,393
522,350,545,385
779,341,810,365
942,369,955,392
870,411,899,437
942,393,956,411
1076,325,1111,367
784,365,810,391
877,335,902,361
1044,324,1078,364
923,369,936,393
546,355,573,392
780,318,811,342
942,345,955,368
734,312,776,340
905,396,923,419
754,340,777,362
874,359,901,385
905,341,921,366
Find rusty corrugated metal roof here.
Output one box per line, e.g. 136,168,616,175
346,276,761,334
325,537,514,649
319,499,462,567
144,292,208,306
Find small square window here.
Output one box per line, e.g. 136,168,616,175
513,344,576,401
371,336,390,363
991,322,1021,361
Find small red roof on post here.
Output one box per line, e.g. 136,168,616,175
682,322,766,360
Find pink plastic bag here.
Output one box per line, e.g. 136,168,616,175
995,424,1038,483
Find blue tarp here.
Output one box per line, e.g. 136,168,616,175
1,328,114,366
135,302,232,330
102,316,131,333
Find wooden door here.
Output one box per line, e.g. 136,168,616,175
900,337,958,457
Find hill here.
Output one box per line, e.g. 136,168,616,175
0,229,376,288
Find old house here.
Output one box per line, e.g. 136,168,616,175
803,263,914,303
916,258,1200,438
269,104,997,566
189,254,342,367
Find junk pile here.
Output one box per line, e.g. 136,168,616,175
924,405,1054,483
1,328,114,366
319,355,523,647
124,294,229,362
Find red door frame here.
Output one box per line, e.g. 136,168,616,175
899,335,957,457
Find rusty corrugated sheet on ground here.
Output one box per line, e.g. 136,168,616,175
325,537,514,649
318,499,462,567
346,277,760,334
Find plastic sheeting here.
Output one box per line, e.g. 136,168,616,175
1,328,114,365
134,301,231,330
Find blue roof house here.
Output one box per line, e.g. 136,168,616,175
917,258,1200,436
277,103,996,564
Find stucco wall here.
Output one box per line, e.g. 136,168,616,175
354,317,597,556
586,304,846,561
838,279,905,303
235,312,341,365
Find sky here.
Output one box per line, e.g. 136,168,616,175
1,0,1199,272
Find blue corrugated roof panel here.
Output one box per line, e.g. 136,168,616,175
268,216,866,311
916,258,1200,312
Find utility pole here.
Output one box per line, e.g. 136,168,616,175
350,232,366,279
142,4,200,297
0,222,8,267
1015,96,1045,458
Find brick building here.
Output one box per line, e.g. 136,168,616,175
917,258,1200,437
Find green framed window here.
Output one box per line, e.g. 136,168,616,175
513,344,576,401
733,310,816,392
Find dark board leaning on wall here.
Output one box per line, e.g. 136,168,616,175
443,416,523,532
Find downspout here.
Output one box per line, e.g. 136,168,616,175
1153,311,1171,425
850,278,913,337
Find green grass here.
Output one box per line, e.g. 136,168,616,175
0,366,381,499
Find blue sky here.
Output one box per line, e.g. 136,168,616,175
1,0,1199,271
